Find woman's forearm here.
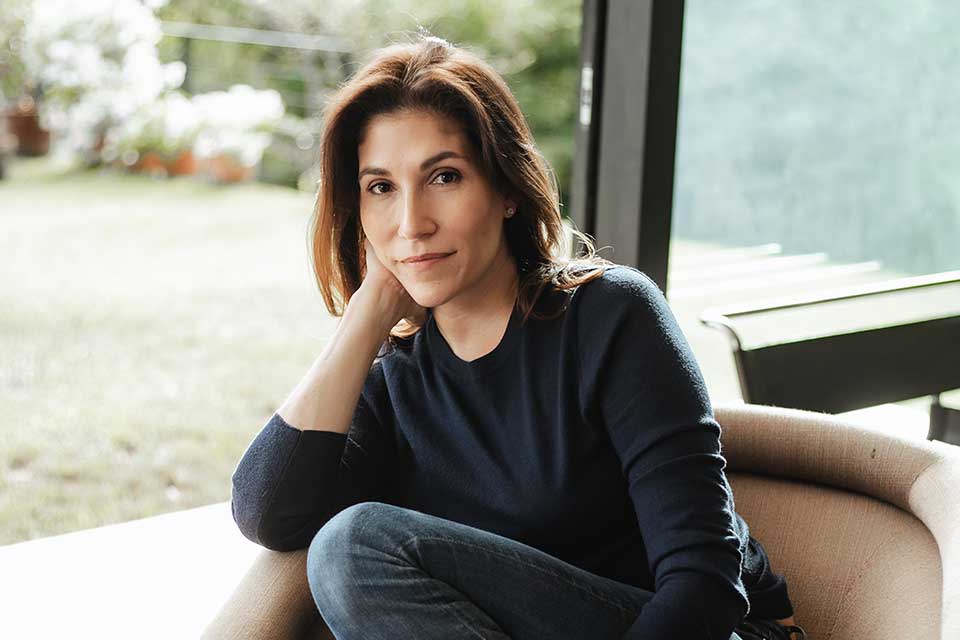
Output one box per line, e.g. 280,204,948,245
277,288,396,433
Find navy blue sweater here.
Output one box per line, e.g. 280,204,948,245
231,265,794,639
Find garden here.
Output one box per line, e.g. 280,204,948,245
0,0,581,544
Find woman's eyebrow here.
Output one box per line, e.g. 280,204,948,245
358,150,465,180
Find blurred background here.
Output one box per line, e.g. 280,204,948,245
0,0,582,546
1,0,958,546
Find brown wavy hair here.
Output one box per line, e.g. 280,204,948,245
308,33,616,342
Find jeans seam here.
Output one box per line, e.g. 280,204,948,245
400,535,638,616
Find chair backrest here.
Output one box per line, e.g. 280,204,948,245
716,403,960,640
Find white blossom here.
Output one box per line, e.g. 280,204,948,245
192,85,285,166
21,0,179,158
103,90,202,159
21,0,284,167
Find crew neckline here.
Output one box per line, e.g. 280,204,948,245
425,304,522,379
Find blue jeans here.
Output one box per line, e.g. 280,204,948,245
306,502,745,639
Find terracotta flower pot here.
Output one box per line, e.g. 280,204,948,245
165,149,197,176
207,153,256,183
131,151,167,176
5,101,51,157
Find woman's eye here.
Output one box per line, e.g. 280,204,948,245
433,170,460,185
367,171,459,195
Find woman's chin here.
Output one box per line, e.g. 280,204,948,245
404,285,448,310
410,293,444,309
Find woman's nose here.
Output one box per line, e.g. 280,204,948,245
397,192,435,239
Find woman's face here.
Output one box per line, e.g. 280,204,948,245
357,109,515,309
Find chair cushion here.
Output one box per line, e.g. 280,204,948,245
729,472,941,640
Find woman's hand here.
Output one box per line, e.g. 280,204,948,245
359,237,428,327
775,615,803,640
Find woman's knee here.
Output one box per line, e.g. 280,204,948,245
312,500,400,546
306,502,397,594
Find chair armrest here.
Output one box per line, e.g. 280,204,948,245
716,402,960,639
202,548,331,640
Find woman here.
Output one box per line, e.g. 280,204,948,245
231,35,805,640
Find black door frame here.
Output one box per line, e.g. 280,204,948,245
570,0,685,294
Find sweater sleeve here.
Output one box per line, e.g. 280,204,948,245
577,266,750,639
230,359,396,551
741,526,796,620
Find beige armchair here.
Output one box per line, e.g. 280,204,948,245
203,403,960,639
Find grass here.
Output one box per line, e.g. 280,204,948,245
0,157,340,545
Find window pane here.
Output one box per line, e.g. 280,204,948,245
670,1,960,437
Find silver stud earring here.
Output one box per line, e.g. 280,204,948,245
506,207,515,218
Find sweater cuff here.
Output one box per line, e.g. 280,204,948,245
747,572,795,620
743,535,796,620
620,574,748,640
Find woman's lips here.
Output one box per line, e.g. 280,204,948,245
403,252,453,271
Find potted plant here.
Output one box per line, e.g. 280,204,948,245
103,90,201,177
1,0,52,157
192,84,285,183
20,0,184,166
4,95,50,157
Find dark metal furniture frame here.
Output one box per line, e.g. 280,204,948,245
700,271,960,444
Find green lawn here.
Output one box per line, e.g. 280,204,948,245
0,157,339,545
